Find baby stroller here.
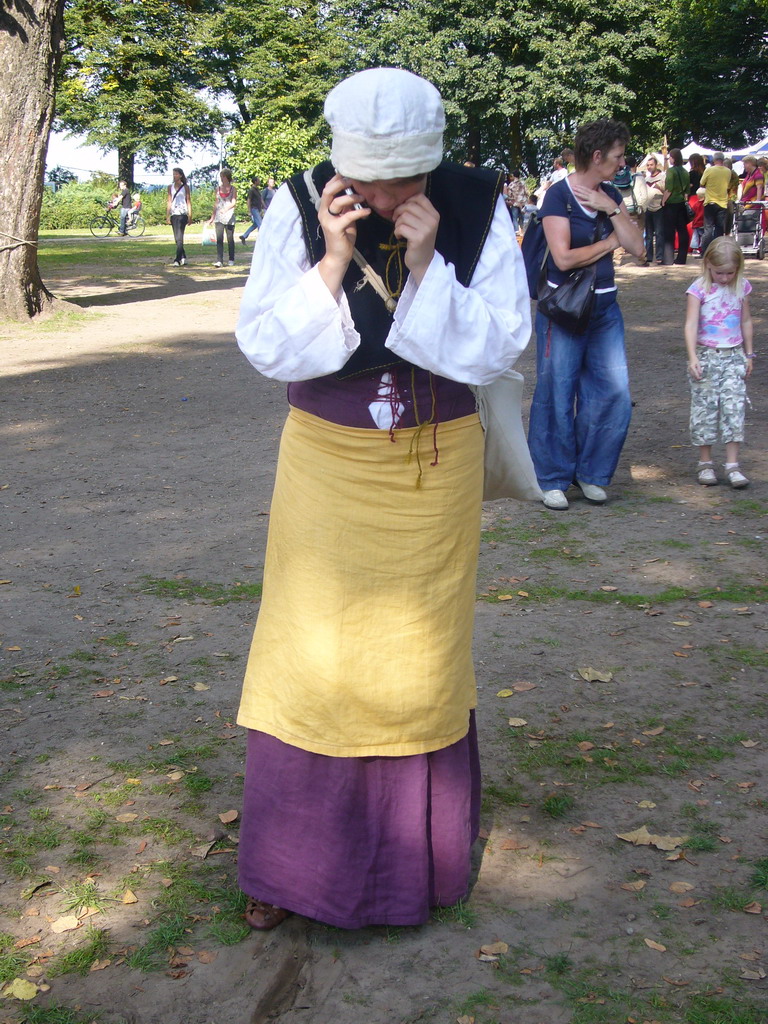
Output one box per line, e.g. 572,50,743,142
732,200,766,259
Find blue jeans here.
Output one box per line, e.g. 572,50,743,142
528,292,631,490
119,207,130,234
241,209,262,240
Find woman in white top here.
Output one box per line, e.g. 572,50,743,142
166,167,192,267
208,168,237,267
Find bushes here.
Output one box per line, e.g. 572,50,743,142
39,182,219,230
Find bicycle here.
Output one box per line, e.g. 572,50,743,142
89,204,146,238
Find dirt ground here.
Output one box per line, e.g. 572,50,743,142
1,238,767,1024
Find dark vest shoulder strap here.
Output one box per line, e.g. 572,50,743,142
286,161,335,264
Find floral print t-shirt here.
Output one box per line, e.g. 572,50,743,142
687,278,752,348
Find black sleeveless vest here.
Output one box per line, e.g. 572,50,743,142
287,161,503,379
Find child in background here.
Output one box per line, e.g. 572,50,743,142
684,236,754,488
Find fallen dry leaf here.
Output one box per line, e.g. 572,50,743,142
197,950,218,964
89,959,112,971
740,740,758,748
616,825,687,851
158,739,175,746
637,800,657,809
122,890,138,904
578,667,613,682
620,880,647,892
644,938,667,952
479,941,509,956
193,682,210,691
115,813,138,823
662,976,690,987
93,689,114,698
496,688,515,698
456,1016,475,1024
672,620,691,626
642,726,665,737
496,595,513,601
499,839,529,851
744,902,763,914
50,915,80,933
13,936,40,950
738,951,762,962
508,718,527,727
2,978,39,1000
741,968,767,981
218,809,239,824
599,585,618,592
669,881,694,894
513,681,537,692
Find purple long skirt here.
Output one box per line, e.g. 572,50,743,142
238,713,481,929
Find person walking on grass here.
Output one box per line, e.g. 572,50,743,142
240,175,265,245
167,167,192,267
208,168,237,267
685,236,754,489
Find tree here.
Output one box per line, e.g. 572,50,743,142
662,0,768,149
338,0,663,175
0,0,66,318
56,0,222,183
227,114,329,184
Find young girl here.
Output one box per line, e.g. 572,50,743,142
684,236,754,487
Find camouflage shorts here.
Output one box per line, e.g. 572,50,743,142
689,346,747,445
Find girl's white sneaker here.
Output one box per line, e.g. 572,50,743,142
542,489,569,510
725,466,749,489
697,464,717,486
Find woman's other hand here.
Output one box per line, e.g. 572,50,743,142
393,194,439,284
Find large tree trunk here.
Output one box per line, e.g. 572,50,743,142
118,147,135,188
0,0,66,319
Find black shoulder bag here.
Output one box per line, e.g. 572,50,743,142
537,208,607,335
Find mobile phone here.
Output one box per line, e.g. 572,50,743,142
343,186,365,211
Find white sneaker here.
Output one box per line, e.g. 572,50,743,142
228,259,235,266
214,261,222,268
171,260,180,267
575,480,607,504
697,463,717,486
542,489,569,510
180,257,186,266
725,466,749,489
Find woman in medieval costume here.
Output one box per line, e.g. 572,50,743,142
234,68,531,930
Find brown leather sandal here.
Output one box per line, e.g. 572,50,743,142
244,898,291,931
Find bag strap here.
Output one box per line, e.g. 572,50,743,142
539,196,605,282
302,168,397,313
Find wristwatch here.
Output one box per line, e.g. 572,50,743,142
608,207,621,218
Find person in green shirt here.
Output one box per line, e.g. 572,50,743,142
661,148,690,265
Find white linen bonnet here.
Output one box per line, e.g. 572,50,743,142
325,68,445,182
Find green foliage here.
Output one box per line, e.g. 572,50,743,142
227,115,329,187
57,0,223,177
39,180,214,229
337,0,665,173
663,0,768,148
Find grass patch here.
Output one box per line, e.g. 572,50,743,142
124,913,189,971
726,645,768,669
48,926,110,977
541,792,575,818
484,583,768,606
139,817,194,845
59,880,110,914
138,575,262,605
528,545,586,563
708,886,753,912
431,899,476,928
750,857,768,890
0,931,29,985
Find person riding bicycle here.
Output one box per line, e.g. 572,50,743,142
107,180,133,235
